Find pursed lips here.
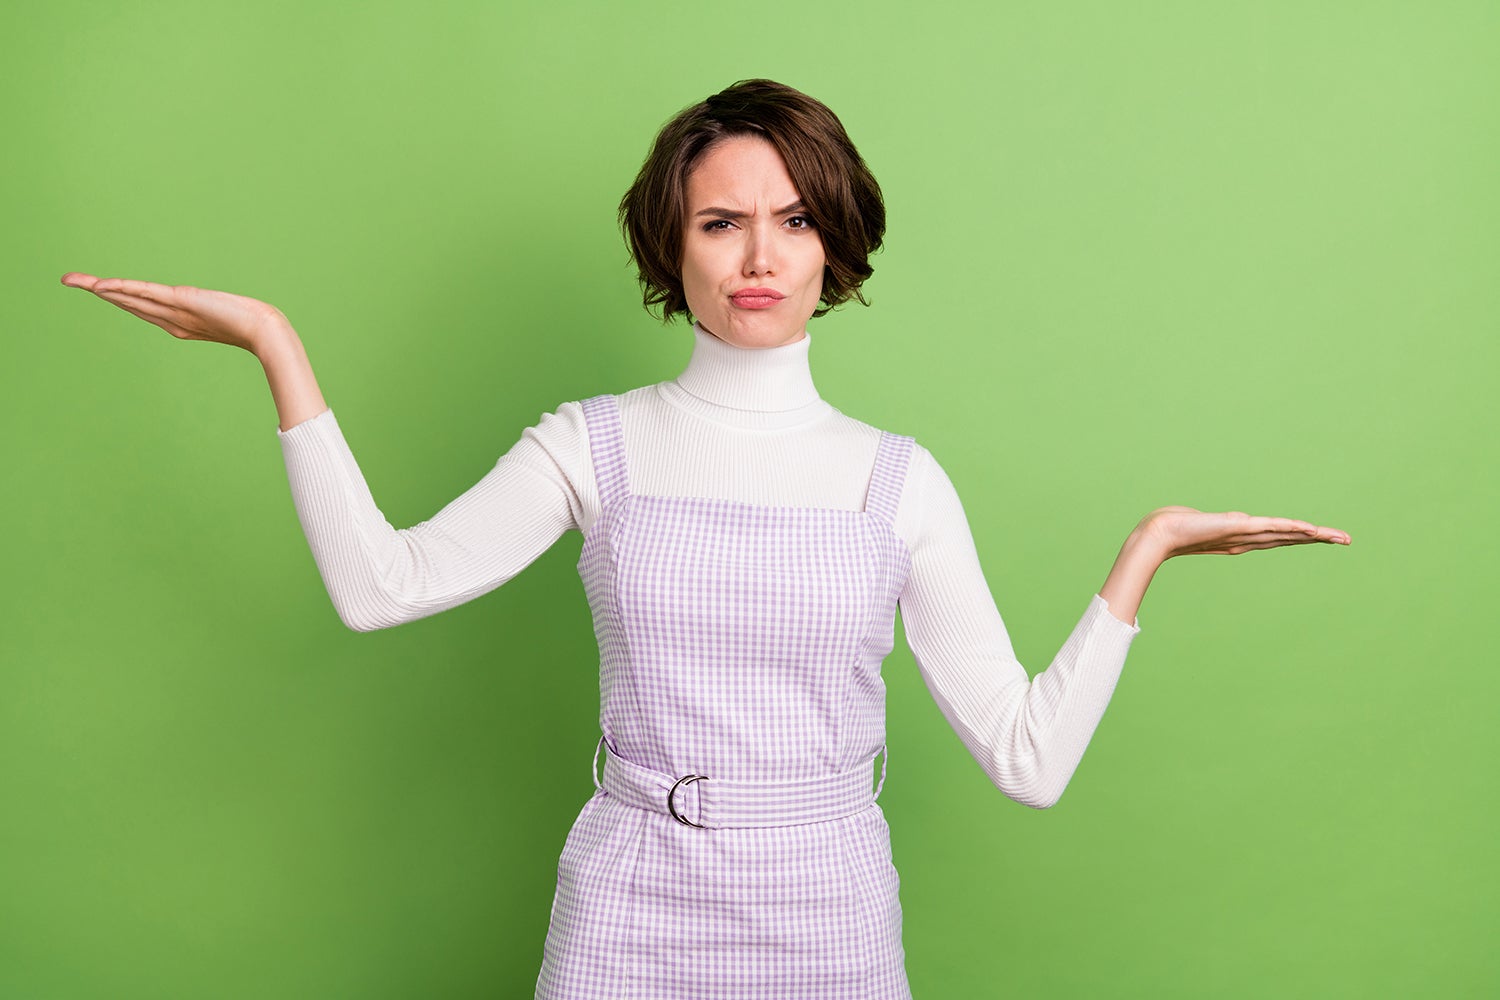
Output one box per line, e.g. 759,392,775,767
730,288,785,309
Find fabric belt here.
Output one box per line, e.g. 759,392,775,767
593,737,887,831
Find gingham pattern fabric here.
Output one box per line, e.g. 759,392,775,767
596,739,887,830
536,394,915,1000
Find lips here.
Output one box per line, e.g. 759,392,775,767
730,287,785,309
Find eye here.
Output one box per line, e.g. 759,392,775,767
785,215,816,230
702,219,735,232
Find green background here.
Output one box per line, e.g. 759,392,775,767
4,1,1495,996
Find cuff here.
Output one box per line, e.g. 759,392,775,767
277,407,336,437
1092,592,1142,636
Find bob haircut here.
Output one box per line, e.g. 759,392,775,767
619,79,886,322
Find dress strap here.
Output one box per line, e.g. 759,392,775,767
864,432,915,524
580,394,631,506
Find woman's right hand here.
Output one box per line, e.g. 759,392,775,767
60,273,291,357
63,272,329,430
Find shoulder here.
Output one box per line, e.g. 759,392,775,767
822,405,940,477
505,399,589,458
495,397,609,533
806,406,956,545
615,384,663,410
518,384,653,452
499,383,669,468
892,444,957,542
818,404,899,455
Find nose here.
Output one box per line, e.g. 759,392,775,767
743,224,775,277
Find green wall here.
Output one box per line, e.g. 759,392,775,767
4,1,1495,996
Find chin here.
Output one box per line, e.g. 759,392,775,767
701,314,807,350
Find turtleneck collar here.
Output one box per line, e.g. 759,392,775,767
656,323,832,430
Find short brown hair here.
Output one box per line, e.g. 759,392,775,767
619,79,886,322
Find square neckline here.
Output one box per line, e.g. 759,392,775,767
579,393,914,536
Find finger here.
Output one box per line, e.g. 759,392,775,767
102,298,193,339
1210,533,1352,554
92,277,180,302
1180,534,1315,556
1232,516,1318,535
95,289,183,319
1222,528,1351,549
61,272,101,289
95,291,194,335
1228,529,1324,544
1313,524,1352,544
1242,515,1351,542
1225,539,1323,554
1251,519,1350,545
1269,523,1351,544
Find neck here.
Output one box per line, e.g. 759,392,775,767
657,323,830,429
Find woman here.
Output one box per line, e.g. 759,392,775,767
62,79,1348,999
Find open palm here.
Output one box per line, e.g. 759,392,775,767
61,273,286,355
1141,505,1350,558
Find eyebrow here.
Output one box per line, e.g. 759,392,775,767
693,200,807,220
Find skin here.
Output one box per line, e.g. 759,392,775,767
59,140,1349,629
681,135,826,350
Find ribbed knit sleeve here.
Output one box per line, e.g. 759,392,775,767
277,407,590,632
897,446,1141,809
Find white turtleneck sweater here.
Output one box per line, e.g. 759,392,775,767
277,325,1140,808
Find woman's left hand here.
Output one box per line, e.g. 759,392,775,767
1098,507,1350,626
1136,506,1351,561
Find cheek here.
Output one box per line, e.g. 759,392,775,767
679,243,719,315
801,242,829,291
681,240,719,287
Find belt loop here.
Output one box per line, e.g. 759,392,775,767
873,744,889,799
592,735,606,791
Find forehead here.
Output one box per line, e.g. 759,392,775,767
686,135,800,207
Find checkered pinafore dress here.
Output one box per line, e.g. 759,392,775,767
536,394,915,1000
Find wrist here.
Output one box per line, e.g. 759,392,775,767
252,317,303,365
1098,531,1163,627
1122,524,1170,570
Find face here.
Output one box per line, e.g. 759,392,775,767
681,135,827,349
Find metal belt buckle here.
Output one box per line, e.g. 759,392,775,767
667,773,708,829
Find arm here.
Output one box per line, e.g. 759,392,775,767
279,406,588,631
257,326,329,431
60,273,327,430
1098,505,1352,626
896,448,1140,809
61,273,592,630
895,451,1350,810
